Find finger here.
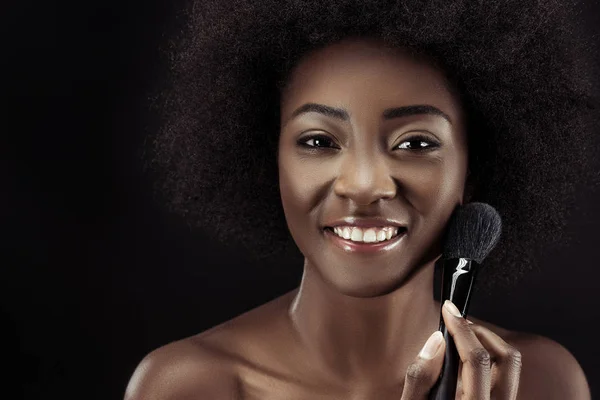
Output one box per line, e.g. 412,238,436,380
442,300,491,400
400,331,446,400
454,357,499,399
470,324,522,400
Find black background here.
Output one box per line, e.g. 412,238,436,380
3,1,600,399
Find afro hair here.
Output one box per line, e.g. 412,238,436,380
146,0,599,294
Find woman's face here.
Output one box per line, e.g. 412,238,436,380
278,38,468,297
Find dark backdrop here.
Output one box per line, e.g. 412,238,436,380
3,1,600,399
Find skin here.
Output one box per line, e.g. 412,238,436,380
124,38,591,399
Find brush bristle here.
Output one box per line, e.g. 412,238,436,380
442,202,502,264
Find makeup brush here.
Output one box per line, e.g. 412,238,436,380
428,202,502,400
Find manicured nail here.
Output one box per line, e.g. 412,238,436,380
444,300,462,317
466,319,474,325
419,331,444,359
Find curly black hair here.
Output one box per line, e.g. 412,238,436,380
147,0,599,294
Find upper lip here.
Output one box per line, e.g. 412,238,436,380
323,217,407,229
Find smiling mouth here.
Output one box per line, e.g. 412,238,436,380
323,226,407,252
324,226,406,242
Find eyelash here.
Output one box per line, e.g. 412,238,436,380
296,133,440,151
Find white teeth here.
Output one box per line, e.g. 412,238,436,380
386,229,392,240
342,226,351,239
351,228,363,241
331,226,401,243
363,229,377,243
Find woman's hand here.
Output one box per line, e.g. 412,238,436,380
400,300,522,399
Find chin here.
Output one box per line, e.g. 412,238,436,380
308,253,419,298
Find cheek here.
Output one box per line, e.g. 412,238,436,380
398,156,467,213
402,158,466,257
278,151,331,239
280,160,318,214
397,157,466,262
279,157,335,257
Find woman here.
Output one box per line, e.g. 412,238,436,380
125,0,597,398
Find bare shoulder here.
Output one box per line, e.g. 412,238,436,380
124,336,241,400
123,291,296,400
509,331,591,400
470,317,591,400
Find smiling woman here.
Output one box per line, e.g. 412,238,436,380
277,39,468,298
125,0,598,399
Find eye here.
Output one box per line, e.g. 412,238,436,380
394,134,440,151
297,134,340,149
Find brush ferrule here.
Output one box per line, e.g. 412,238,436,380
438,258,480,329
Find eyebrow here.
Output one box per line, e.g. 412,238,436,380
287,102,453,125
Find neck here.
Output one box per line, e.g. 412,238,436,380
287,258,440,386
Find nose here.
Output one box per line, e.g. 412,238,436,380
333,152,397,206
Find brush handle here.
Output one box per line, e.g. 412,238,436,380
428,258,479,400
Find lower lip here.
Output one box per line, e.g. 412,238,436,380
324,228,406,253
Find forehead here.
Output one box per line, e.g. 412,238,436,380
281,38,463,126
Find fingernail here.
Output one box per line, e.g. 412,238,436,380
444,300,462,317
419,331,444,360
466,319,474,325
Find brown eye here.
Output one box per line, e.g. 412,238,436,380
395,134,440,151
297,134,340,149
